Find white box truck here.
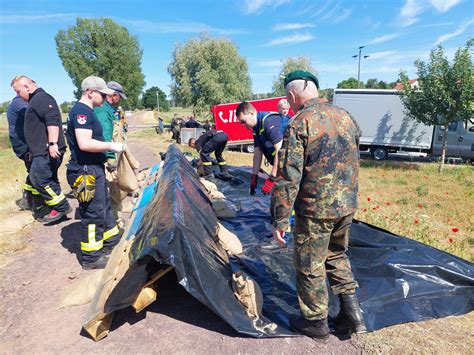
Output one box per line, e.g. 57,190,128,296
333,89,474,161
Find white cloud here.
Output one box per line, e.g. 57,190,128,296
435,18,474,44
367,51,398,60
121,19,246,35
273,23,316,31
0,13,80,24
310,0,333,18
417,21,454,28
319,1,351,23
264,33,315,47
429,0,461,13
400,0,425,27
242,0,290,14
332,8,352,23
367,33,400,45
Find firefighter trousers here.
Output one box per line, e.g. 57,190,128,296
66,163,120,264
29,154,70,212
201,132,228,175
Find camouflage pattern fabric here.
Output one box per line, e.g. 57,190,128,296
271,97,361,320
271,97,361,231
294,213,358,320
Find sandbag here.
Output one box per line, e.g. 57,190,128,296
199,178,225,199
216,223,243,256
106,170,128,204
232,271,263,318
125,146,140,170
59,270,105,308
117,151,139,192
212,198,239,218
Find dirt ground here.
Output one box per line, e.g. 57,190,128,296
0,112,472,354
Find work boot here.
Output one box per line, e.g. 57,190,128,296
290,315,330,342
42,206,73,224
82,254,109,270
219,164,229,174
333,293,367,334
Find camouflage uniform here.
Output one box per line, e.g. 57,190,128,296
271,97,361,321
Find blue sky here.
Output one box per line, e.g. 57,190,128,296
1,0,473,104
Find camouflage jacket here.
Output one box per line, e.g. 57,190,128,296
271,98,361,230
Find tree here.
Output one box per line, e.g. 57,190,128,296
60,101,74,113
399,38,474,172
272,56,316,96
168,35,251,115
319,88,334,101
55,17,145,108
0,101,11,116
337,77,365,89
142,87,170,112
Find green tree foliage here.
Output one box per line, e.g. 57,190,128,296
55,17,145,108
60,101,75,113
0,101,11,115
399,38,474,172
337,77,365,89
142,87,170,112
272,56,316,96
319,88,334,101
364,78,393,89
168,35,252,115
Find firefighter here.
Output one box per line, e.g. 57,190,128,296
235,102,285,195
188,129,229,177
11,75,72,224
65,76,126,270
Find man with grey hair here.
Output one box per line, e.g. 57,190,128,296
11,75,72,224
271,70,365,341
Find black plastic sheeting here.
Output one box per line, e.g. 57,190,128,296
129,145,474,336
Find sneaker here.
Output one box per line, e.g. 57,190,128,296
42,206,73,224
17,196,31,210
82,255,109,270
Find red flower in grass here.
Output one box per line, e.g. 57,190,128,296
362,208,368,212
418,204,423,209
445,192,449,195
451,228,459,233
367,197,371,202
448,237,454,243
414,219,419,225
385,201,391,206
372,207,377,211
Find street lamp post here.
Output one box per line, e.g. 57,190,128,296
352,46,370,88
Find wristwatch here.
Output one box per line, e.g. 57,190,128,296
48,142,58,146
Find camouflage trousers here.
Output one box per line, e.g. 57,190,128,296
293,212,358,320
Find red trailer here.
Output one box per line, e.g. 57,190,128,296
210,97,293,153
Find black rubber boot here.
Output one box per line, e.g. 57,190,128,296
333,293,367,334
82,254,110,270
290,315,330,342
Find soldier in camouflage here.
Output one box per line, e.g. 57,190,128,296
271,70,366,342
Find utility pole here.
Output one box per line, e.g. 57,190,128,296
352,46,370,88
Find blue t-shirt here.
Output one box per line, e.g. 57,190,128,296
6,96,28,158
67,102,107,165
280,114,290,136
252,111,283,165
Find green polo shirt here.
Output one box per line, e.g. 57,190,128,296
94,101,117,159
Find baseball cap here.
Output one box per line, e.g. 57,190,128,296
284,70,319,89
81,76,115,95
107,81,127,100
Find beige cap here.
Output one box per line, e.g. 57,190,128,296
81,76,115,95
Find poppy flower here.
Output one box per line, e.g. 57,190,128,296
372,207,377,211
451,228,459,233
367,197,371,202
376,205,380,209
414,219,419,225
418,204,423,209
448,237,454,243
385,202,391,206
362,208,368,212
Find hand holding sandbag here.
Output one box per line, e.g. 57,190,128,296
110,142,126,153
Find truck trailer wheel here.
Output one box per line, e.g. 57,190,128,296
244,144,255,153
371,147,388,160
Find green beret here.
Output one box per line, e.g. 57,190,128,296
284,70,319,89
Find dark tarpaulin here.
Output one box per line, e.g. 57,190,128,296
127,145,474,336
